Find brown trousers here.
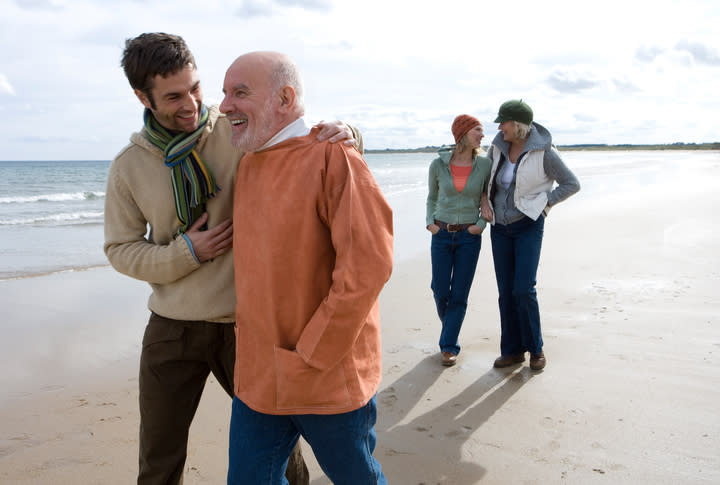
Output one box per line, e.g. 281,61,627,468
137,313,309,485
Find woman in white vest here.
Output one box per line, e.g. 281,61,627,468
481,100,580,371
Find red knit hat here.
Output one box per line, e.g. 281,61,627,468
451,114,481,144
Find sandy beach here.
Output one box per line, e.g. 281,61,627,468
2,151,719,484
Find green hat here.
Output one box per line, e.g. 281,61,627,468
494,99,533,125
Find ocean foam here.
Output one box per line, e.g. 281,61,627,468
0,191,106,204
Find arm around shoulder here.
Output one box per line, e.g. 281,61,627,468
349,125,364,153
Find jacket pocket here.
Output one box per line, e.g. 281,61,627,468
274,346,351,411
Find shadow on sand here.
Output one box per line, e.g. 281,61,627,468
309,354,532,484
378,355,532,484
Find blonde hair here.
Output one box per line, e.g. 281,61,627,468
513,121,532,140
455,134,486,157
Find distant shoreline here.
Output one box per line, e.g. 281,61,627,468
366,142,720,154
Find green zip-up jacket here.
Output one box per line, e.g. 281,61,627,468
425,146,492,229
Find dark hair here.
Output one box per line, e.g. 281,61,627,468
121,32,197,108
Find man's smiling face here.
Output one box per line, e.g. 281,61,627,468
220,54,282,152
136,64,202,133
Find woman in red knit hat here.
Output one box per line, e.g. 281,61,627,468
426,114,492,366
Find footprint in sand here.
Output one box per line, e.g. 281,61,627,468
99,416,122,423
8,434,31,441
379,390,398,407
444,427,472,439
0,434,40,458
40,385,64,392
384,448,413,456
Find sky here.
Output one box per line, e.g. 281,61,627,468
1,0,718,160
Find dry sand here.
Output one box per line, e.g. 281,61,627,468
1,156,719,484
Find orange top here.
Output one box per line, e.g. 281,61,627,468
450,164,472,192
232,128,394,415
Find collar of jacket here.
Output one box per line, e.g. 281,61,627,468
437,145,484,168
490,122,553,159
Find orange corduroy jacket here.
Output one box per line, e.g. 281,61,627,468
232,129,394,415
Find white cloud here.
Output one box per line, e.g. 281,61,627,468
0,74,15,95
675,40,720,66
546,67,603,94
230,0,334,18
0,0,719,159
13,0,63,10
636,45,666,63
234,0,275,17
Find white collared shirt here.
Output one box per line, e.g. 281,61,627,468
257,117,311,151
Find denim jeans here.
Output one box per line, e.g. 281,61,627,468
490,215,545,356
227,396,387,485
430,228,482,355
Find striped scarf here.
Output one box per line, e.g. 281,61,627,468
143,105,218,235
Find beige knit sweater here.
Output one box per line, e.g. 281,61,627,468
104,105,242,323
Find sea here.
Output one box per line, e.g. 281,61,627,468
1,150,718,280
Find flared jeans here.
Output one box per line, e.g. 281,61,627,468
430,228,482,355
490,215,545,356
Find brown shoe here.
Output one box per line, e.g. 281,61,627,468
529,352,546,371
441,352,457,367
493,353,525,368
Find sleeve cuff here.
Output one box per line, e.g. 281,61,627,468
181,234,200,263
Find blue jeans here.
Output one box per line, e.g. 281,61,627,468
227,396,387,485
490,216,545,356
430,228,482,355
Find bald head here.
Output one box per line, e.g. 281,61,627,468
220,51,305,151
233,52,304,104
